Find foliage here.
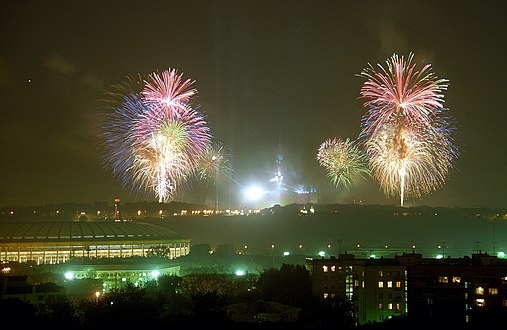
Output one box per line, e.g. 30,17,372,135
256,263,314,308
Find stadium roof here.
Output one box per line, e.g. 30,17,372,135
0,221,188,244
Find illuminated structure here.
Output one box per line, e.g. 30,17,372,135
306,253,407,325
306,252,507,326
113,197,122,221
0,221,190,265
63,261,180,293
272,133,284,204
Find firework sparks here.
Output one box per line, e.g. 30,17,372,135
195,141,230,183
317,137,370,190
100,68,211,202
358,52,449,138
364,123,456,204
194,141,231,211
358,53,458,206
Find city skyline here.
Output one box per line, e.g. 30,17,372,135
1,1,506,208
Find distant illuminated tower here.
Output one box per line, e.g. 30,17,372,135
113,198,122,221
270,133,284,204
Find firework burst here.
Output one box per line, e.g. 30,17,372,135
100,68,211,202
194,141,230,183
358,53,458,206
358,52,449,139
317,137,370,190
364,123,456,203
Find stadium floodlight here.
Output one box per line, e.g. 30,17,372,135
244,185,265,201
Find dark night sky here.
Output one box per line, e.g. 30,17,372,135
1,0,506,209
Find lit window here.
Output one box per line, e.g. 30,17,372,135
396,303,401,311
378,303,383,310
378,281,384,288
387,281,393,288
323,266,328,272
502,299,507,307
331,266,336,272
438,276,448,283
388,303,393,310
354,279,359,287
452,276,461,283
489,288,498,295
395,281,402,288
323,293,329,299
378,270,384,277
476,287,484,295
362,281,365,288
475,298,485,307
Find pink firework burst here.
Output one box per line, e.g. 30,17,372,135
358,53,458,206
143,68,197,118
100,68,211,203
358,52,449,138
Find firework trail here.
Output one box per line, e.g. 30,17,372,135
358,53,458,206
100,69,211,203
317,137,371,190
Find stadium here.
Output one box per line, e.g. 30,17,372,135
0,221,190,265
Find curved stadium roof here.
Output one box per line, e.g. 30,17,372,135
0,221,188,245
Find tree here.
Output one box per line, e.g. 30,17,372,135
256,263,314,308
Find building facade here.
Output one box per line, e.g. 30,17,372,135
305,253,407,325
306,252,507,326
405,253,507,327
0,275,66,313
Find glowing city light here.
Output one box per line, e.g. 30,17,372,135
244,185,265,201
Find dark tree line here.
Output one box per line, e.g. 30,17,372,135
1,264,358,329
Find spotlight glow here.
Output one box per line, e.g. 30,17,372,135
244,185,265,201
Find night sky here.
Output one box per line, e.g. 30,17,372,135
1,0,506,209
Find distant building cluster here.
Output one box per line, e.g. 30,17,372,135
305,252,507,326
